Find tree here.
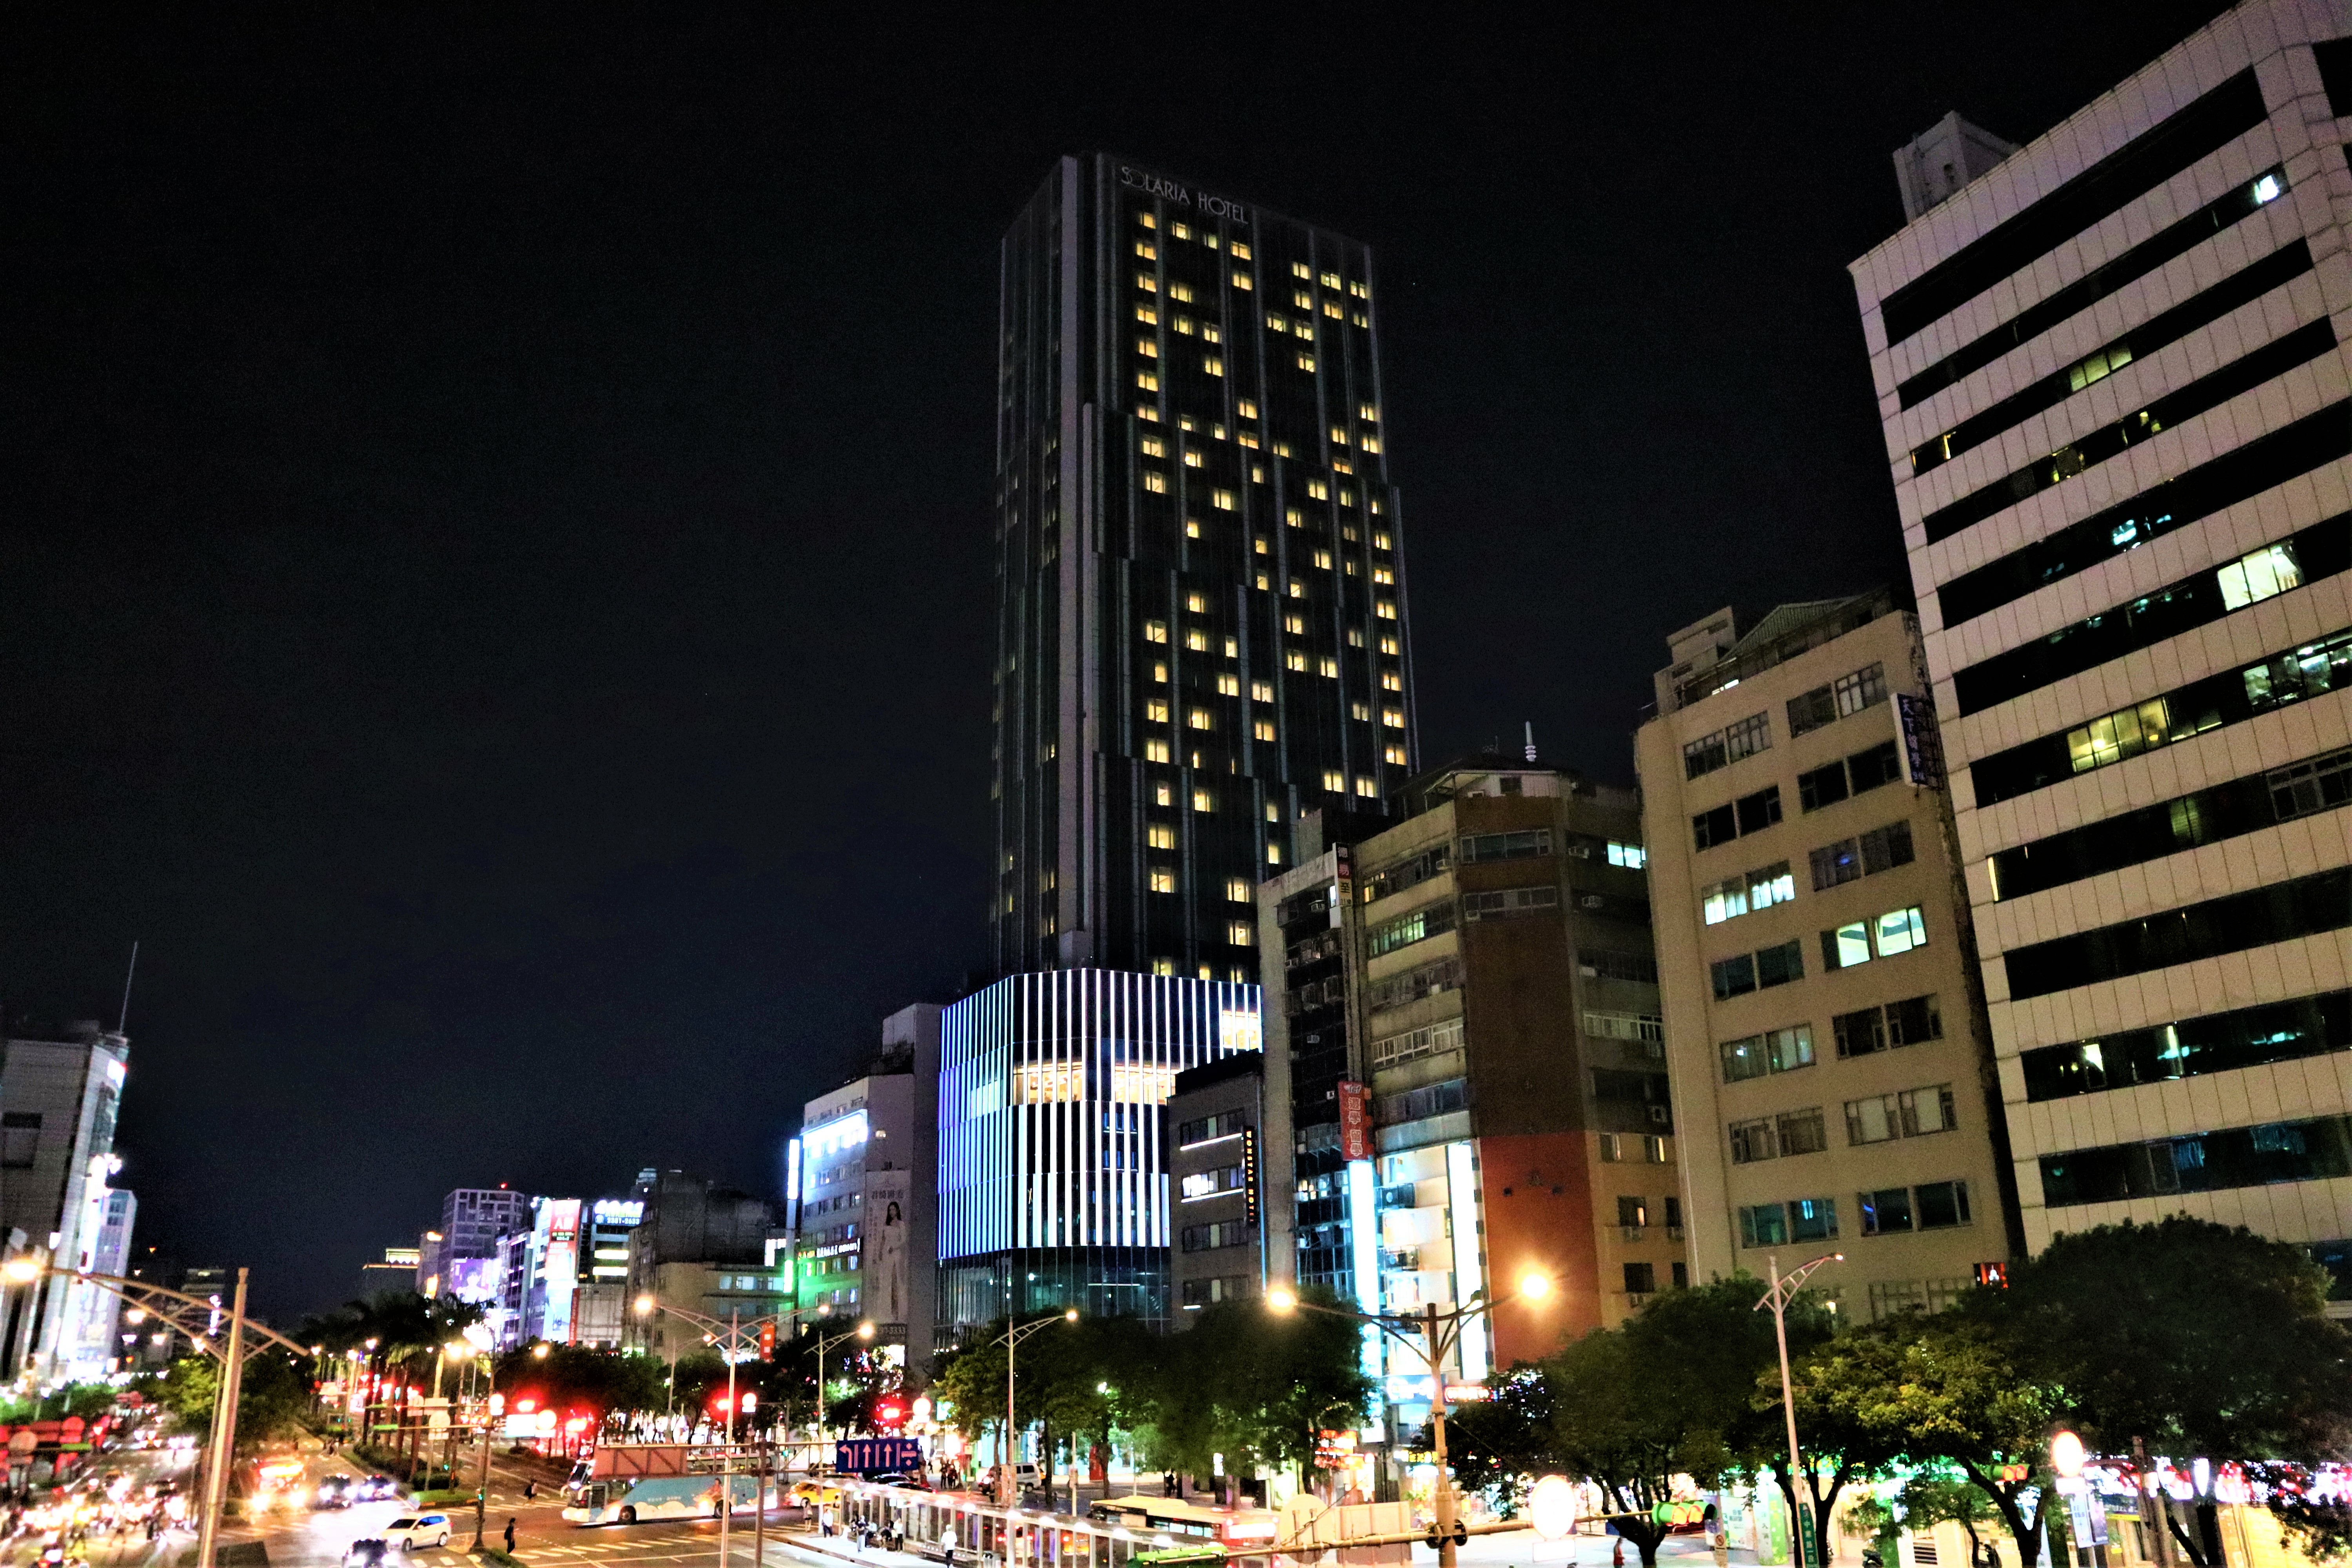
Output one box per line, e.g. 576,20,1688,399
155,1350,311,1453
1799,1313,2065,1568
1441,1364,1553,1514
1962,1218,2352,1568
1891,1470,2002,1568
1760,1294,1907,1550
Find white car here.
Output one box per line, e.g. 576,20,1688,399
382,1515,453,1551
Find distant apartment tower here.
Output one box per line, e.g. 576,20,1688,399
1848,1,2352,1273
991,154,1416,983
790,1004,941,1366
421,1187,532,1299
622,1171,781,1358
1639,592,2019,1318
0,1023,131,1380
936,969,1262,1337
1258,755,1670,1428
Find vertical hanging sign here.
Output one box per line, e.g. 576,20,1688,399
1338,1082,1371,1162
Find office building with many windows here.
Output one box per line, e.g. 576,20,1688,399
1258,756,1668,1432
1639,592,2019,1318
1849,0,2352,1279
991,154,1416,984
935,968,1261,1338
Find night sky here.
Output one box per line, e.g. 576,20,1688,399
6,4,2234,1320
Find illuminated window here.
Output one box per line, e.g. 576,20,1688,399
1267,844,1283,865
1185,592,1207,612
1294,290,1312,309
1285,649,1309,671
1231,272,1251,290
1376,601,1398,620
1150,867,1178,894
1287,579,1305,599
1170,221,1190,239
1202,356,1224,376
1193,789,1215,813
1297,353,1316,372
1285,507,1303,527
1382,708,1405,728
1354,777,1377,798
1361,436,1381,454
1140,436,1165,458
1255,572,1270,591
1138,212,1156,230
1185,519,1201,539
1151,661,1169,682
1137,372,1158,392
1379,635,1400,655
1360,401,1377,420
1323,301,1343,319
1264,801,1279,822
1170,282,1194,302
1373,532,1391,550
1350,701,1370,720
1224,636,1238,658
1145,739,1171,763
1152,958,1176,976
1138,405,1159,422
1252,719,1276,741
1307,479,1329,499
1136,274,1156,292
1292,261,1310,279
1319,270,1339,287
1250,680,1274,702
1351,281,1369,299
1135,305,1157,324
1372,566,1394,584
1238,399,1259,419
1144,699,1170,723
1266,312,1287,332
1185,629,1209,651
1142,471,1166,493
1137,338,1157,358
1173,316,1194,337
1187,707,1212,731
1230,240,1251,259
1351,311,1367,327
1253,536,1269,555
1323,769,1345,792
1227,878,1252,902
1183,449,1203,469
1216,672,1240,695
1319,657,1339,679
1154,782,1173,806
1147,823,1176,849
1384,745,1408,765
1314,550,1333,570
1285,614,1306,635
1134,241,1156,259
1212,487,1236,510
1144,619,1168,643
1381,670,1402,691
1228,920,1256,947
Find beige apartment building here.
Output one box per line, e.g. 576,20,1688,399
1637,591,2020,1318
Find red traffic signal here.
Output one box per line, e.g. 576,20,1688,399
873,1396,907,1430
758,1321,777,1362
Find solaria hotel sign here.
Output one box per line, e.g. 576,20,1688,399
1119,164,1249,222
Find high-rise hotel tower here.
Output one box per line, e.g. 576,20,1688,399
990,156,1416,983
1850,0,2352,1272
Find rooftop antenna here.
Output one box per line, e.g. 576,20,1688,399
1524,722,1537,763
117,941,139,1036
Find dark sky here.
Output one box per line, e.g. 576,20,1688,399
5,4,2232,1319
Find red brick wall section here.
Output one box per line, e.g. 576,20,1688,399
1477,1130,1600,1368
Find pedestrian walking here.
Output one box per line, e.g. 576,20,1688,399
523,1480,536,1502
504,1519,516,1554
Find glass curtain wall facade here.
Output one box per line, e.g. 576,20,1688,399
936,968,1262,1336
1849,2,2352,1272
991,154,1416,983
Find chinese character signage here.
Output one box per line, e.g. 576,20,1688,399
1338,1081,1371,1162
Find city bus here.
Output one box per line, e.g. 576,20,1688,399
561,1472,760,1526
1086,1497,1279,1552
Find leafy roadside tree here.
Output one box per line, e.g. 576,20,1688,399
1962,1218,2352,1568
1801,1314,2065,1568
1441,1363,1553,1514
155,1350,312,1452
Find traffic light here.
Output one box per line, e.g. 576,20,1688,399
873,1395,907,1430
758,1321,776,1361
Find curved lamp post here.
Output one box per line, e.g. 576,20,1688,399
634,1294,838,1568
0,1261,311,1568
1754,1251,1842,1568
1267,1271,1557,1568
994,1310,1077,1505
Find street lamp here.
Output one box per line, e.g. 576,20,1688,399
635,1294,835,1568
995,1309,1077,1506
1754,1251,1842,1568
808,1317,878,1447
1265,1271,1557,1568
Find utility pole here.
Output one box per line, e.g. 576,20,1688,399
1756,1251,1842,1568
195,1269,249,1568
